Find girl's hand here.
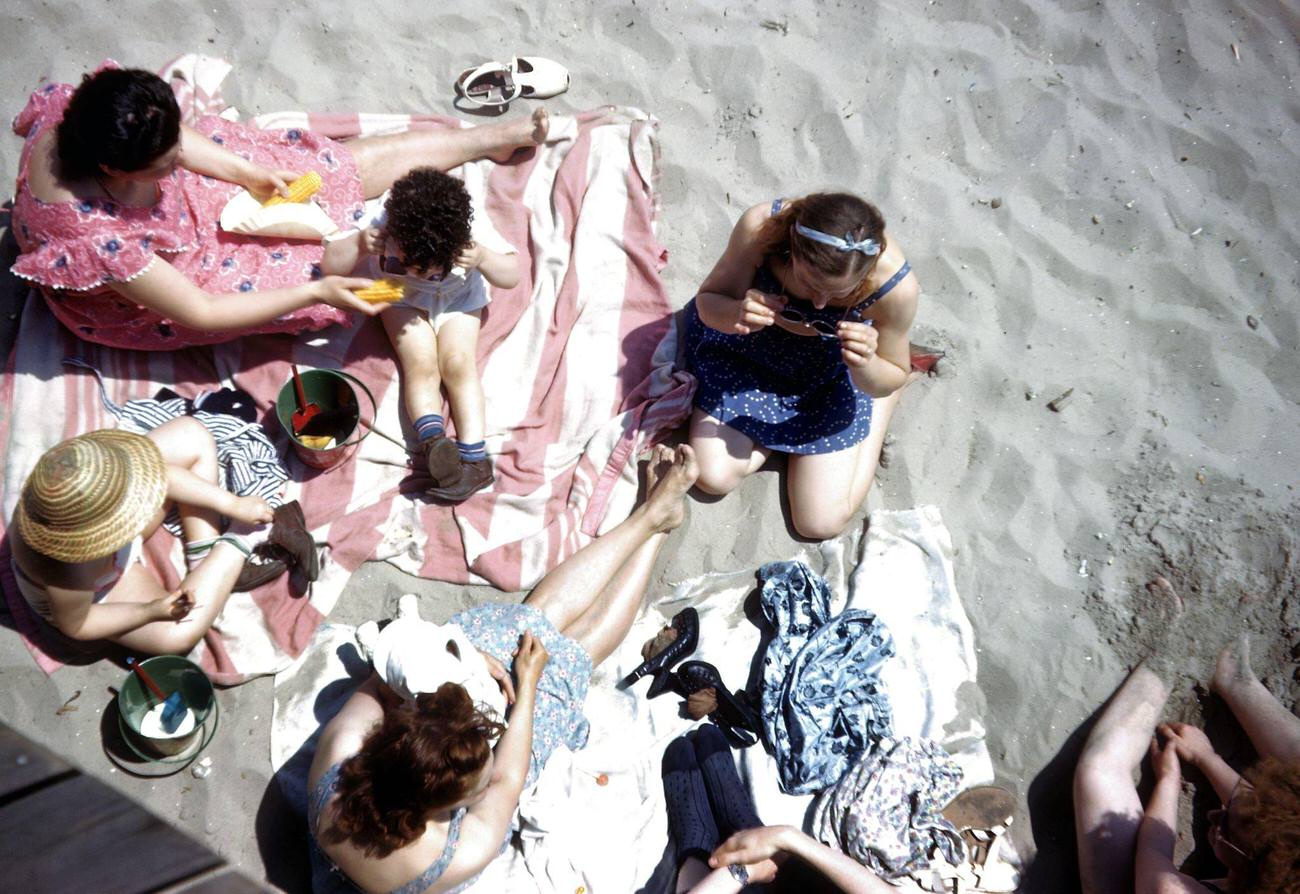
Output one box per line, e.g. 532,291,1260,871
729,289,785,335
708,826,792,882
838,320,879,369
152,589,196,622
360,227,385,256
480,649,516,704
245,165,303,201
512,631,549,690
312,276,385,316
1149,736,1181,782
1158,722,1216,768
455,241,485,271
227,494,273,526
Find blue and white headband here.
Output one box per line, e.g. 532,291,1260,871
794,222,880,257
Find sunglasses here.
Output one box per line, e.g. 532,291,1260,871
1208,779,1254,862
776,304,871,340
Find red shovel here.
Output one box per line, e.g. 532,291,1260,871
290,365,322,434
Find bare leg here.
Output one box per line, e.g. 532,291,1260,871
349,108,550,198
1074,578,1181,894
785,387,902,540
384,307,444,428
526,446,698,634
435,312,485,443
145,417,222,545
687,410,769,496
102,542,244,655
1213,634,1300,762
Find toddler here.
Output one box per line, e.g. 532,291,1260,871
323,167,520,501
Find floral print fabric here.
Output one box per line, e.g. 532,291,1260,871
811,736,965,878
10,67,363,350
758,559,895,794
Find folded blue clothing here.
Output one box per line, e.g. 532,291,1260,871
758,560,895,794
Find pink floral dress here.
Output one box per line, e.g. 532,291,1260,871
11,76,367,350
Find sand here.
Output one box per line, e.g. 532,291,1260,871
1,1,1297,891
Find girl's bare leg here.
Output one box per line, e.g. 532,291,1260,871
526,446,697,635
145,417,222,545
349,109,549,198
687,410,769,496
785,387,902,540
103,543,244,655
1213,634,1300,762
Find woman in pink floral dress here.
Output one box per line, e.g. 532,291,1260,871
11,64,546,350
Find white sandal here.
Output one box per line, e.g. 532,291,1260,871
455,56,570,108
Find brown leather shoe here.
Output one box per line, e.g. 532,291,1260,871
266,500,319,581
233,555,288,591
421,435,462,487
427,458,495,503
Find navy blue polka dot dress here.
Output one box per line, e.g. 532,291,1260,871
684,200,911,455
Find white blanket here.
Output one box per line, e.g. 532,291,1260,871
272,507,1005,892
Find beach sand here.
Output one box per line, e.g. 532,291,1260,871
1,1,1297,890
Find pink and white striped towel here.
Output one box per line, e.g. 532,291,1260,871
0,55,694,683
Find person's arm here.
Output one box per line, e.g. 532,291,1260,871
839,275,917,398
109,255,381,331
457,242,519,290
177,124,297,198
165,465,272,526
47,578,194,641
1135,738,1218,894
1159,723,1242,803
709,826,897,894
453,632,548,876
695,203,787,334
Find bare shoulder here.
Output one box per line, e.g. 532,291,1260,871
26,129,76,204
310,675,385,782
736,201,774,235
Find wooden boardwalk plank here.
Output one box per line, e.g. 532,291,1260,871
0,773,223,893
0,725,72,799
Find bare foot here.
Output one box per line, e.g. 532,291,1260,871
1212,633,1256,696
229,494,274,526
490,108,549,162
1145,575,1184,623
642,444,699,533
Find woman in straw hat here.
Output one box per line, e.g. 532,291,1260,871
9,418,287,654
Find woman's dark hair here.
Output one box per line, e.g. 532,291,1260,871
1233,759,1300,894
56,68,181,180
323,683,504,858
755,193,887,304
384,167,474,273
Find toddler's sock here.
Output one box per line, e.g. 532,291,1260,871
415,414,445,442
457,439,487,462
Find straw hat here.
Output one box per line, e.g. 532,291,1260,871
16,430,168,564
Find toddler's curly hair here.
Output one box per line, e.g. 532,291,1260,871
384,167,473,273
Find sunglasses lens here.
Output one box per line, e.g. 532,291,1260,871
778,308,803,323
812,321,838,336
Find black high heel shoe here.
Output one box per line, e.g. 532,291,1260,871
620,607,699,689
648,660,762,748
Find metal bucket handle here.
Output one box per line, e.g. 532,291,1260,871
315,369,378,451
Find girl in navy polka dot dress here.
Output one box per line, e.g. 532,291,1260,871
683,193,920,539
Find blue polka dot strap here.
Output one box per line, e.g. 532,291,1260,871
855,260,911,312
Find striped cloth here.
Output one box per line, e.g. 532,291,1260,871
64,358,288,537
0,54,694,684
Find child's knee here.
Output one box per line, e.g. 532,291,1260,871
438,348,478,385
693,462,744,496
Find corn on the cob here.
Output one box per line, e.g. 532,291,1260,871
353,279,407,303
263,171,322,206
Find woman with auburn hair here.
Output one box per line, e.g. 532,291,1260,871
10,63,546,350
308,446,698,893
684,192,919,540
1074,578,1300,894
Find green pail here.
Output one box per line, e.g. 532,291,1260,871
117,656,218,763
275,368,376,470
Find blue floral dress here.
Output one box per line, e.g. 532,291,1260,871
683,199,912,455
